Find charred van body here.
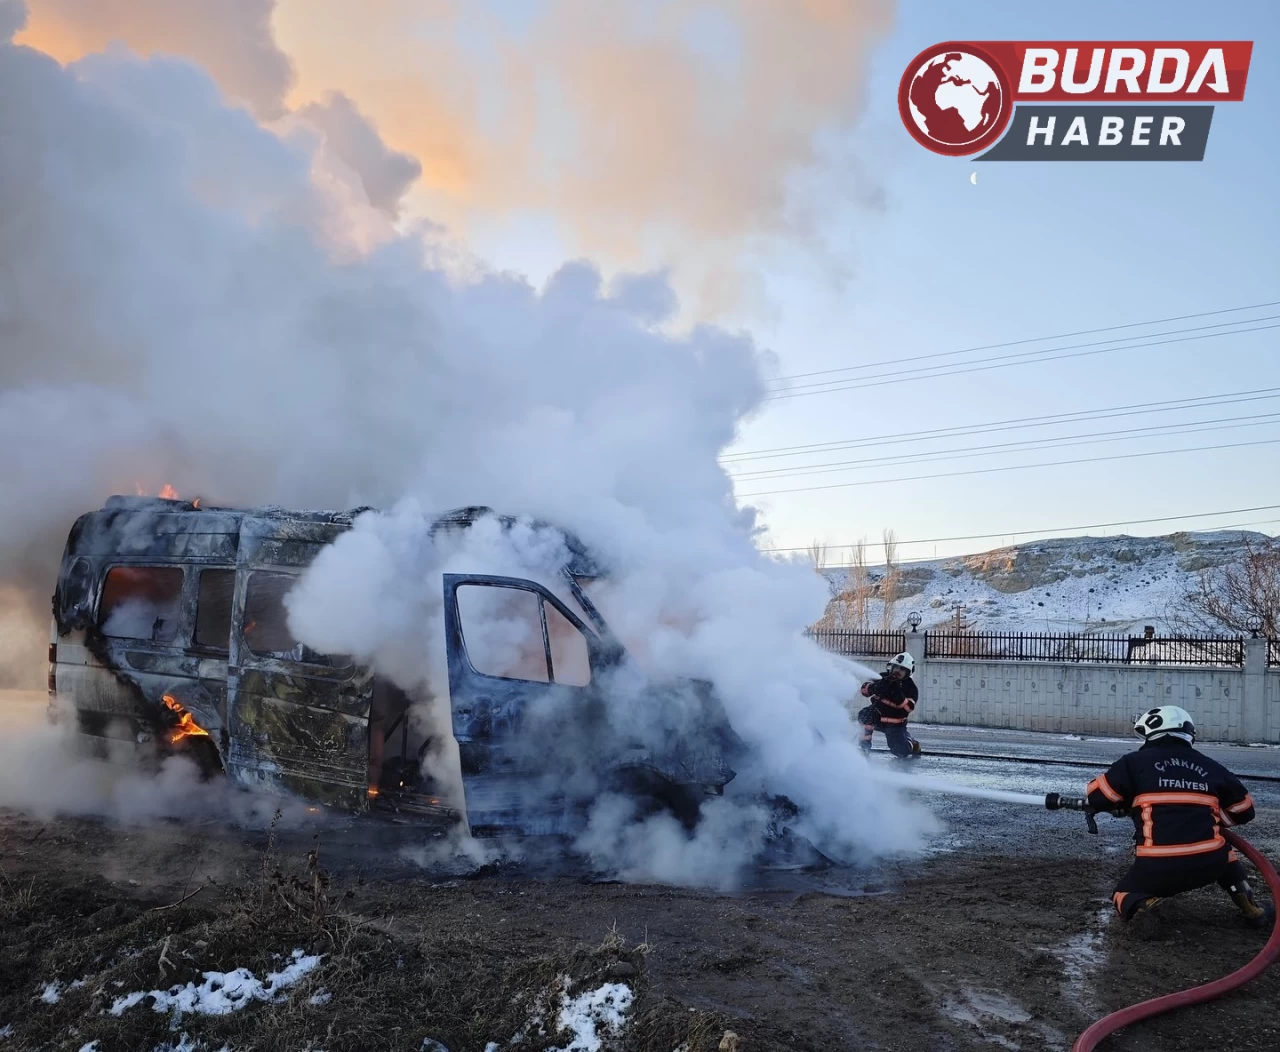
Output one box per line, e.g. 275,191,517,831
47,496,750,841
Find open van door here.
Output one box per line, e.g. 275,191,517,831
441,573,605,836
224,516,374,812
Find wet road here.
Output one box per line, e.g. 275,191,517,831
867,723,1280,861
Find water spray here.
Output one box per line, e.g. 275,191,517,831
868,766,1046,808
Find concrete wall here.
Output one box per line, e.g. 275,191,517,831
845,633,1280,744
1268,663,1280,743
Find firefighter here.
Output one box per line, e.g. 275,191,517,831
857,652,922,761
1086,705,1273,929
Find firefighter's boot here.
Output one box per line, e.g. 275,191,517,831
1227,880,1274,930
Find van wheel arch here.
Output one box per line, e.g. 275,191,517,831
606,764,703,832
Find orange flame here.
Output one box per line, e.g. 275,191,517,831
162,694,210,745
132,482,183,500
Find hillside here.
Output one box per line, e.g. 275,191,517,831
816,529,1274,635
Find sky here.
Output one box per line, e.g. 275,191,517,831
15,0,1279,568
734,0,1280,565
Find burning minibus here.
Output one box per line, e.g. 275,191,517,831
46,496,762,844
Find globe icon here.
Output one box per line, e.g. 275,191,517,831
899,47,1011,156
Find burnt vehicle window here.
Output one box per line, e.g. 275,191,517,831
545,601,591,686
243,572,299,656
98,566,185,643
456,585,550,682
195,569,235,651
242,572,348,666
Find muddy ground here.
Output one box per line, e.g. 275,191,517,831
1,793,1276,1052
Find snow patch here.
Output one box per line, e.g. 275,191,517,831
551,982,634,1052
39,981,62,1004
309,989,333,1007
77,1043,99,1052
0,1025,13,1040
110,949,322,1018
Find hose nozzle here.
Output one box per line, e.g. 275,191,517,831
1046,792,1089,811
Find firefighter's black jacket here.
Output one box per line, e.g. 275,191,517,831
860,674,919,724
1086,737,1255,861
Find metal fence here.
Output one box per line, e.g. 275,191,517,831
804,629,906,658
1270,638,1280,667
924,631,1245,668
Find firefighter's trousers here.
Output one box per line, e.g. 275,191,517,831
859,718,917,759
1112,848,1250,918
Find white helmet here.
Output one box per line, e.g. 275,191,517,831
1133,705,1195,744
886,652,914,675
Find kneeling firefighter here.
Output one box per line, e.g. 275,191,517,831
857,652,922,760
1085,705,1273,928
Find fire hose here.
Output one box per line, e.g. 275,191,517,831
1044,793,1280,1051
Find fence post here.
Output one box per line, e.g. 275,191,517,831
906,630,927,719
1242,636,1267,743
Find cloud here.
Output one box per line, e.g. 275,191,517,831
20,0,295,117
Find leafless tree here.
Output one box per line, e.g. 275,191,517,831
879,528,899,632
846,536,870,632
1181,537,1280,637
807,539,829,575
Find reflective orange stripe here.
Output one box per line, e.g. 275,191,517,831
1089,773,1124,803
1227,794,1255,814
1136,837,1226,858
1130,792,1222,853
1132,792,1220,810
880,717,906,724
1228,849,1241,863
1113,891,1129,914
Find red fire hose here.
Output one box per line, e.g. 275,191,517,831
1072,828,1280,1051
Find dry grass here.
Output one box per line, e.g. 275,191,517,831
0,827,730,1052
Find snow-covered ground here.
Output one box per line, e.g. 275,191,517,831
816,529,1272,634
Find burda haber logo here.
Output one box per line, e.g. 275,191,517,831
899,41,1253,161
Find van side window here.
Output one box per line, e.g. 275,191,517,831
99,566,185,643
456,585,550,682
243,572,298,656
456,584,593,686
546,601,591,686
195,569,236,652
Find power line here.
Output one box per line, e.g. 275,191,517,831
763,320,1280,401
723,388,1280,464
729,412,1280,481
737,436,1280,498
757,503,1280,553
766,300,1280,385
773,317,1277,395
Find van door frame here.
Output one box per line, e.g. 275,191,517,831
441,572,608,835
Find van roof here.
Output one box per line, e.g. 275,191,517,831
66,498,603,576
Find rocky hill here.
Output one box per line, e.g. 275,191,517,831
817,529,1273,634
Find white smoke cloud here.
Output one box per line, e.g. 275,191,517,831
0,26,935,881
0,0,26,40
295,91,422,217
